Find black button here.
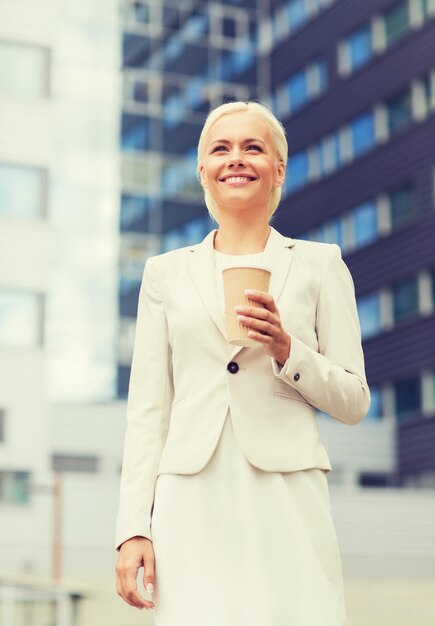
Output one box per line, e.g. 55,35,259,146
227,361,239,374
293,373,300,381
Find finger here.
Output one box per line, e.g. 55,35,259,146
244,290,277,310
122,565,152,609
143,545,156,608
247,329,273,342
237,313,278,334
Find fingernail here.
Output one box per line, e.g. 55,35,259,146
146,582,154,593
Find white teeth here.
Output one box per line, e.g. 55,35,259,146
224,177,254,183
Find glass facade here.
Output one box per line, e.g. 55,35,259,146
392,277,419,323
384,1,410,46
357,292,382,340
394,376,421,421
346,25,373,73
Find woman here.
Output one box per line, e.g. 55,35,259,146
115,100,371,625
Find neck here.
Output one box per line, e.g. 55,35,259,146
213,221,271,255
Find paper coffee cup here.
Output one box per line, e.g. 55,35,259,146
222,263,272,346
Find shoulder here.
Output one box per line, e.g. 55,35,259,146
145,243,194,270
291,237,342,264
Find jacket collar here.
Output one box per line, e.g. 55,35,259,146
187,226,296,361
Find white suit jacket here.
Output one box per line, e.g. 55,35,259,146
115,226,370,550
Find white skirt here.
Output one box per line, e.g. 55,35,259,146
150,410,346,626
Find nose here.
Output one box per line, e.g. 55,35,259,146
228,151,246,167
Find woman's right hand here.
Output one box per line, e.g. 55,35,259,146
115,536,156,610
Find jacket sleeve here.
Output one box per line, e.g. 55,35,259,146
271,243,371,426
115,256,173,551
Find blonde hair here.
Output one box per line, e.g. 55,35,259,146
196,100,288,224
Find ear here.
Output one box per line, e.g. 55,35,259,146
198,164,208,188
274,161,286,189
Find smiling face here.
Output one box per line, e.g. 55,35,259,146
198,111,285,218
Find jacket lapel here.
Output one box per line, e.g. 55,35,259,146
187,226,296,361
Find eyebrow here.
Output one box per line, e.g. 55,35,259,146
210,138,266,146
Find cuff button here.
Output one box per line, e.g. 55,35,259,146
293,373,300,381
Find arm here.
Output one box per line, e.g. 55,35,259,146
115,257,173,551
271,244,370,426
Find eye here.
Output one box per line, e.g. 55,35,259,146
211,144,263,153
247,144,262,151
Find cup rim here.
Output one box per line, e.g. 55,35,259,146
222,263,272,272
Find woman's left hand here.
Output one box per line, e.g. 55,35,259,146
234,289,291,367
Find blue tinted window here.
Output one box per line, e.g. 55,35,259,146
286,0,308,32
317,60,328,92
387,90,412,135
184,13,208,39
288,71,308,111
120,195,150,229
394,377,421,421
231,42,255,75
222,16,237,38
392,277,419,322
287,150,309,192
350,111,375,157
163,94,183,128
162,162,182,196
347,25,372,71
366,386,383,420
121,114,150,151
352,201,378,248
0,164,45,218
357,292,381,339
326,217,344,247
184,76,203,109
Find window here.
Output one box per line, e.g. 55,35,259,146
52,455,99,473
386,89,412,135
289,71,309,112
0,41,49,97
285,0,308,32
0,290,42,348
222,16,237,38
286,150,310,192
390,183,416,227
351,200,378,248
359,472,390,487
394,376,421,420
133,2,150,23
132,80,149,103
121,114,151,151
384,1,410,46
357,292,382,339
121,153,160,191
0,470,30,504
350,111,376,157
346,24,373,72
0,164,46,219
392,277,419,322
120,194,150,230
365,386,383,420
273,59,327,119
